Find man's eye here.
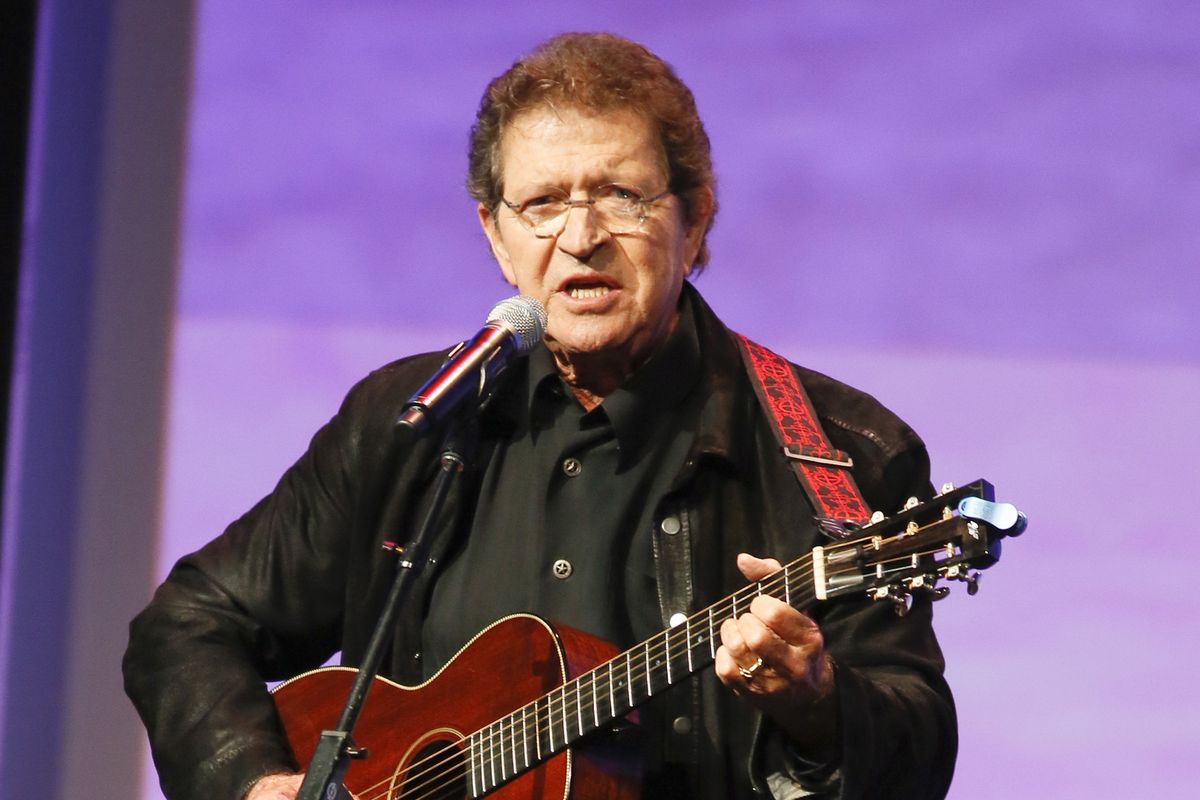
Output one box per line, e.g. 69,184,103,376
605,186,640,201
525,195,557,208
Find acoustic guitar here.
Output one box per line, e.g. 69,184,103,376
272,479,1024,799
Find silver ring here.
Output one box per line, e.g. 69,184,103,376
738,657,764,680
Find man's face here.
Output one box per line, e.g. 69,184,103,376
480,106,710,370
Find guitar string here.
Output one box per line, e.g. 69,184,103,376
353,560,813,800
349,538,935,800
348,555,832,800
355,535,955,800
341,561,802,800
348,535,953,800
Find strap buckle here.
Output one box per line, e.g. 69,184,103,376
782,445,854,469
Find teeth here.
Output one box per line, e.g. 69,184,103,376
568,285,610,300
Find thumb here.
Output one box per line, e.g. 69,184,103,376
736,552,784,582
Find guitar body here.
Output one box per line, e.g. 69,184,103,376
273,614,640,799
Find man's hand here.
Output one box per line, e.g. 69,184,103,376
246,773,361,800
245,773,303,800
715,553,839,760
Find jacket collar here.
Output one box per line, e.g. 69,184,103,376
675,282,758,478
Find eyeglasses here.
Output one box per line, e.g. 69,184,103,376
501,184,671,238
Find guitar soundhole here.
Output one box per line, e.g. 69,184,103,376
393,738,467,800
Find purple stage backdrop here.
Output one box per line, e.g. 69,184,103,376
149,2,1198,797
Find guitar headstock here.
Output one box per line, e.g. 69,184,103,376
812,479,1026,614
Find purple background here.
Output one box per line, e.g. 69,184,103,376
152,2,1199,797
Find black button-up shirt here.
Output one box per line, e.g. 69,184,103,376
423,296,702,672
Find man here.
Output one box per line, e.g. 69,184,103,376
125,33,955,799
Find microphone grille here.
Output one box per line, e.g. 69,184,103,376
487,295,548,354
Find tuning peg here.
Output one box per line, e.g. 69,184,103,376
872,586,912,616
956,570,981,595
942,564,982,595
908,575,949,602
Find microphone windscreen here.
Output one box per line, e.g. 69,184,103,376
487,295,548,354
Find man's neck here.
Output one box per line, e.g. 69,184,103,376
550,350,628,412
548,311,681,412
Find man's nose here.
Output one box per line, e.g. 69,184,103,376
556,201,610,259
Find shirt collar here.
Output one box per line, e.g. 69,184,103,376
515,292,702,465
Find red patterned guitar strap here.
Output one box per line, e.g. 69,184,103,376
735,333,872,525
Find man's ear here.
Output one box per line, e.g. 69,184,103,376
681,186,715,276
479,203,517,287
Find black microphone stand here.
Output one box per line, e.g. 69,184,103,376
295,417,472,800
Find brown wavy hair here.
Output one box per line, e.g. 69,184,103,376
467,32,717,270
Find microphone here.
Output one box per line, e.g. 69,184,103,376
396,295,548,433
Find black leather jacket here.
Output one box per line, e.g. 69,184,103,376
124,286,956,799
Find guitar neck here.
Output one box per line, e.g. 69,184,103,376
464,556,819,795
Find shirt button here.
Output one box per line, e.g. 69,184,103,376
562,457,582,477
552,559,573,579
660,516,681,535
672,715,692,735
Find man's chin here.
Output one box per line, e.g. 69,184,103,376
548,321,626,355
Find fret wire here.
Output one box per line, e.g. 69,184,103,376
503,712,511,778
470,732,478,798
491,719,500,784
488,723,497,790
665,628,672,685
592,670,600,729
509,711,517,777
700,609,710,662
644,639,653,696
478,725,487,794
685,617,693,672
560,685,569,745
626,649,635,707
499,717,507,780
535,697,543,762
522,705,529,770
487,728,495,795
575,679,584,738
609,660,617,719
487,725,496,785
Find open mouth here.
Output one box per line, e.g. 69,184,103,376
565,283,612,300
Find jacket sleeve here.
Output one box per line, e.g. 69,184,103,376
122,365,403,800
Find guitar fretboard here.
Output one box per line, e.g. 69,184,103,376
464,557,819,796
